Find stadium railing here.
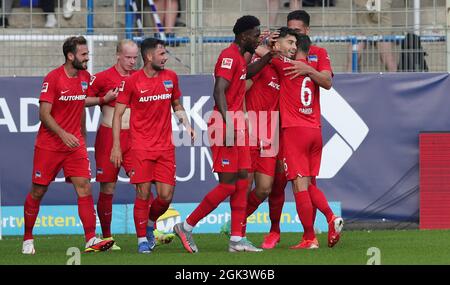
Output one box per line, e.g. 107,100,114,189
0,0,448,76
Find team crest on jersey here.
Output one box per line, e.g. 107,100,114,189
35,171,41,178
96,168,103,175
163,80,173,91
308,55,318,62
81,81,88,91
119,80,125,92
89,75,96,85
222,159,230,166
41,82,49,93
221,58,233,69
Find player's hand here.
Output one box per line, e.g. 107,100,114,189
187,127,196,143
104,87,119,104
283,60,313,79
110,146,122,168
59,131,80,148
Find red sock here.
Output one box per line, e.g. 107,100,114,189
97,192,113,238
246,190,263,217
23,193,41,241
294,191,315,240
134,197,150,238
231,179,248,237
149,196,171,222
186,183,235,227
268,172,287,234
78,195,97,242
309,184,334,222
310,177,318,224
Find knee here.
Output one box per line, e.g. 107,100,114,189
31,184,47,200
77,180,92,196
158,191,173,202
101,183,116,195
259,186,272,198
136,185,151,200
237,170,248,180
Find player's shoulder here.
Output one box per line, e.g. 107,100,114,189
310,45,329,56
44,65,64,81
161,68,178,78
94,66,115,78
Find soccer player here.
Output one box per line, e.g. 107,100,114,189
110,37,194,254
22,36,115,254
85,39,174,250
173,15,272,253
270,29,342,249
262,10,343,249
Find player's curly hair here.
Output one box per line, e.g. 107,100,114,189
232,15,260,36
63,36,87,60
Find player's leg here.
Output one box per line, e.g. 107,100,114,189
22,183,48,254
307,130,343,247
134,182,153,253
94,125,120,246
71,176,115,252
148,181,174,247
290,176,318,249
23,147,63,254
261,159,286,249
174,144,238,253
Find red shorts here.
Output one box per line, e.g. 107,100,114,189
129,149,176,186
249,147,277,177
32,146,91,186
282,126,322,180
94,125,132,183
209,126,251,173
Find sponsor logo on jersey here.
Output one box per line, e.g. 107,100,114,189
268,81,280,90
58,95,87,101
139,93,172,102
221,58,233,69
41,82,49,93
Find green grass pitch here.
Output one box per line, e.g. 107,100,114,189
1,230,450,265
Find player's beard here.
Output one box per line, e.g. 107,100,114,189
72,57,88,70
151,62,165,71
244,42,257,54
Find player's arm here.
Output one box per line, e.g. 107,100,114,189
39,102,80,148
81,107,87,142
245,79,254,91
110,102,126,168
85,87,119,107
213,76,234,146
172,99,196,142
283,62,332,89
246,52,272,79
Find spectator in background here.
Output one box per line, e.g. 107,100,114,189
138,0,179,38
41,0,57,28
347,0,397,72
268,0,302,27
0,0,13,28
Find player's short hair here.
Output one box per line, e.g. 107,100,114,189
287,10,310,27
116,39,138,54
296,34,312,54
63,36,87,60
232,15,260,36
278,26,299,39
140,37,165,61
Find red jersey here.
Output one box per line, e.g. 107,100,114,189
35,65,90,152
212,43,247,130
271,56,320,129
245,57,280,147
116,69,181,151
88,66,135,107
303,45,333,102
